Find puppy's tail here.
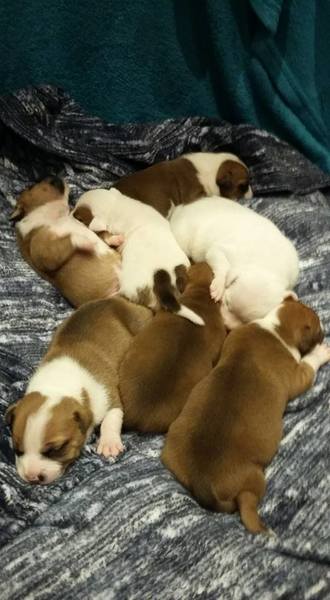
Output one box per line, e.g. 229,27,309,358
153,269,204,326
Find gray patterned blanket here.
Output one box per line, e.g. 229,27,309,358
0,86,329,600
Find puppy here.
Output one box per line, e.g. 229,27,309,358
74,187,203,325
169,196,299,323
6,297,152,484
162,299,329,533
120,263,226,433
10,177,122,307
114,152,252,217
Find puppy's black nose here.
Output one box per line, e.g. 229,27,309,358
46,176,65,194
38,473,45,484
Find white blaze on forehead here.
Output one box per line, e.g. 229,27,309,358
27,355,110,427
184,152,248,197
23,403,56,455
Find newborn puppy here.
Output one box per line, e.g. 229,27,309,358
169,196,299,322
162,299,329,534
74,187,203,325
6,297,152,484
114,152,252,216
10,177,122,307
120,263,226,432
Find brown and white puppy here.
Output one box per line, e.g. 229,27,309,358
120,263,226,433
113,152,252,217
11,177,122,307
6,297,152,484
162,299,329,534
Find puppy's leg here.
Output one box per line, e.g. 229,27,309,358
205,245,231,301
30,230,78,272
97,407,124,459
289,343,330,399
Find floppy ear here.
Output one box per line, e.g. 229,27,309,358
283,290,298,302
5,402,18,427
9,205,24,221
89,216,107,233
73,403,93,435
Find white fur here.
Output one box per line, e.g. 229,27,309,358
75,188,203,325
17,356,115,484
97,407,124,458
184,152,252,199
302,343,330,373
254,306,301,362
169,197,299,323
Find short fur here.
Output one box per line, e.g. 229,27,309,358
11,177,122,307
74,187,203,325
114,152,252,217
162,299,329,534
169,196,299,323
120,263,226,432
6,297,152,484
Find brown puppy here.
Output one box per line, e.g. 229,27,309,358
113,152,252,217
6,297,152,484
119,263,226,432
11,177,122,307
162,299,330,533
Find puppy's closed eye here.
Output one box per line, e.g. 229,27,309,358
42,441,69,460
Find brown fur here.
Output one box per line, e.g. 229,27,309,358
13,179,121,307
162,300,324,534
7,297,152,470
216,160,250,200
114,157,205,216
119,263,226,433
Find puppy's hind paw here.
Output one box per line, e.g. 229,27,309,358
210,277,225,302
96,437,125,459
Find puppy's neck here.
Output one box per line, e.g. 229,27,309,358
254,306,301,362
18,200,70,237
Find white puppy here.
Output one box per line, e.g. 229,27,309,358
74,188,203,325
169,197,299,327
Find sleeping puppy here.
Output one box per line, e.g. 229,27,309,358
10,177,122,307
169,196,299,324
162,298,329,534
74,187,203,325
120,263,226,433
114,152,252,216
6,297,152,484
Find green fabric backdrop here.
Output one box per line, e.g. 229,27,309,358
1,0,329,172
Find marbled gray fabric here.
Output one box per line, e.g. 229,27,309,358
0,86,329,600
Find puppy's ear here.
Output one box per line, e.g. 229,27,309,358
73,401,92,435
89,216,107,233
5,402,18,427
9,204,24,222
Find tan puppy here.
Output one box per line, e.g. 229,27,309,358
114,152,252,217
6,298,152,484
162,299,330,534
120,263,226,433
11,177,122,307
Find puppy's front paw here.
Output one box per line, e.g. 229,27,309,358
311,343,330,366
97,436,124,459
210,277,225,302
71,234,96,253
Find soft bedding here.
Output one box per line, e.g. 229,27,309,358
0,86,329,600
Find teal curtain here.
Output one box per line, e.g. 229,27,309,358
1,0,329,171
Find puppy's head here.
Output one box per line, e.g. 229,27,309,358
73,204,107,233
5,391,93,484
10,176,69,222
277,298,324,355
216,159,252,200
186,262,214,289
